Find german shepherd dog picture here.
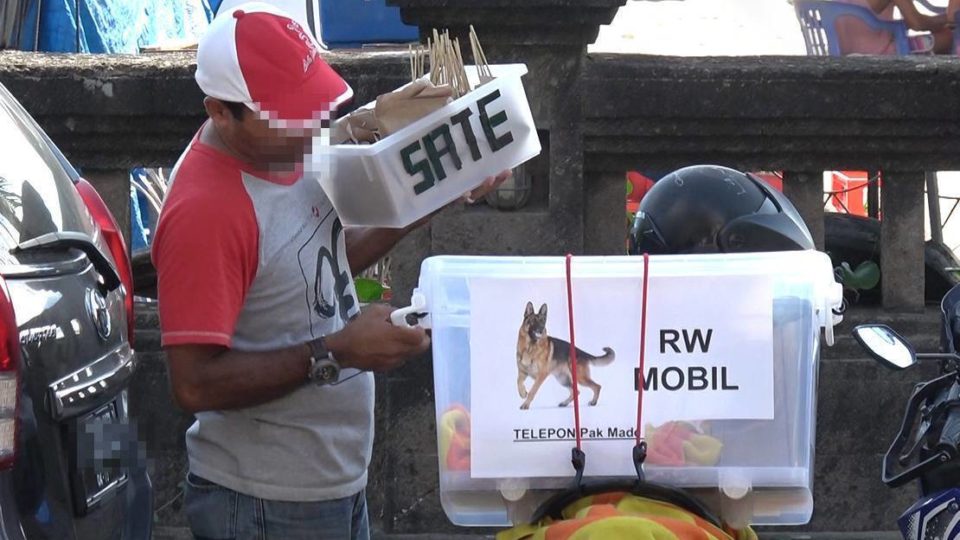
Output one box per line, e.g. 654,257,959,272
516,302,616,410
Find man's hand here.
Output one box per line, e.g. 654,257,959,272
403,169,513,231
463,169,513,204
325,303,430,372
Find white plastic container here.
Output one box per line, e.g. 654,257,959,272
402,251,844,528
316,64,541,228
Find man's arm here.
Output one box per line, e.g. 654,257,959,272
344,171,513,275
166,304,430,413
345,226,410,276
167,343,311,413
893,0,947,31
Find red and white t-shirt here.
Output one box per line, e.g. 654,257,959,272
153,124,370,502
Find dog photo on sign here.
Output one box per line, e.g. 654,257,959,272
516,302,616,410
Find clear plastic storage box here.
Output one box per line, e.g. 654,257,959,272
406,251,844,528
317,64,541,228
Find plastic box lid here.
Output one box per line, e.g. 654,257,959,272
406,251,844,528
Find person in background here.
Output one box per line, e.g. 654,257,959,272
947,0,960,52
835,0,952,55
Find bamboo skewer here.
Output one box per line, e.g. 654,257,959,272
409,44,416,82
453,37,470,95
340,26,498,146
410,27,492,97
469,25,493,83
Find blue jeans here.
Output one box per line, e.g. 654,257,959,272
183,472,370,540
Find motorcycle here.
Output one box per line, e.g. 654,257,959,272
853,284,960,540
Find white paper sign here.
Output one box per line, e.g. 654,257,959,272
468,273,774,479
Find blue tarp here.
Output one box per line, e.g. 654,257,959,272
20,0,213,53
130,183,149,252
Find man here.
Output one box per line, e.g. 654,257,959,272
152,3,507,538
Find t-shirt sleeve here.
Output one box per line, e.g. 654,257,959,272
152,183,259,348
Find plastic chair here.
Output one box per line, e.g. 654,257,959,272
795,0,912,55
953,10,960,54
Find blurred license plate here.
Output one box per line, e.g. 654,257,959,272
71,399,128,515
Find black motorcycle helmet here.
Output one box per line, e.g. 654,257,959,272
628,165,815,255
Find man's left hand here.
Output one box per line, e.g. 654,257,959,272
403,169,513,233
461,169,513,204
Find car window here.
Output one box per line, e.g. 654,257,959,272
0,86,96,256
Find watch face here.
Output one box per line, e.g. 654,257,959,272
313,358,340,384
318,364,337,381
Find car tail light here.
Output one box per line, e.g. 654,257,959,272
74,179,134,346
0,277,20,470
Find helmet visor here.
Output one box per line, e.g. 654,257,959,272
629,211,670,255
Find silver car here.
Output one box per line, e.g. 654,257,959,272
0,81,152,539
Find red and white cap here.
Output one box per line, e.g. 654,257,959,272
196,1,353,129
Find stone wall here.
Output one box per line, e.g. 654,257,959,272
583,54,960,172
3,51,958,309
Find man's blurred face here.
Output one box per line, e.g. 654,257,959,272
208,98,321,171
242,114,316,169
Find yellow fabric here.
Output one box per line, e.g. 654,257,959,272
683,434,723,465
644,422,724,466
496,492,758,540
438,405,470,471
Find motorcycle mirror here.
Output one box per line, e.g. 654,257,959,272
852,324,917,370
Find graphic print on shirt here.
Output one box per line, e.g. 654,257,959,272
298,207,356,337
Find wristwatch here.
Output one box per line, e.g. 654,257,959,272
307,336,341,386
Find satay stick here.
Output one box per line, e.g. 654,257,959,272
470,24,493,80
453,37,469,94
